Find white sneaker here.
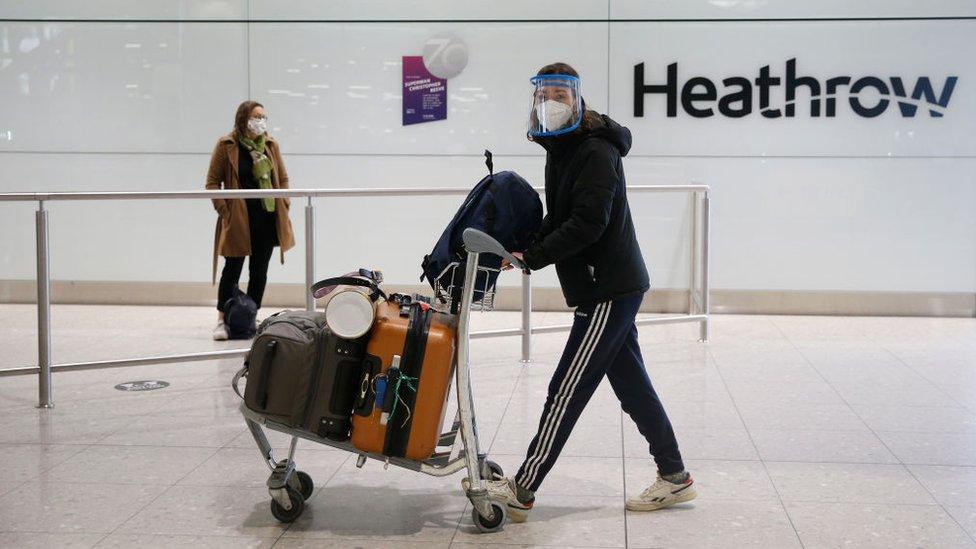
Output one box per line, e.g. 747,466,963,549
461,477,534,523
212,321,228,341
626,474,697,511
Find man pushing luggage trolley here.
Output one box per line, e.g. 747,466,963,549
465,62,697,522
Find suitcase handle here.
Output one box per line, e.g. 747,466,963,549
231,364,247,400
257,340,278,409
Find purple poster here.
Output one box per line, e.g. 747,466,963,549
402,55,447,125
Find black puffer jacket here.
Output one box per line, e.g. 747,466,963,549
521,114,650,307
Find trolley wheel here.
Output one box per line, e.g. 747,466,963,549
296,470,314,500
270,485,305,523
472,502,506,533
484,460,504,480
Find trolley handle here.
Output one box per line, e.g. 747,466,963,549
461,228,528,271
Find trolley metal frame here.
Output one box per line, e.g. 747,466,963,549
240,228,523,530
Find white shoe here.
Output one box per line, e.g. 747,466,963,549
212,321,228,341
461,477,534,523
626,474,697,511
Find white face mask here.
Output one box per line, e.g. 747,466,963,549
247,117,268,136
536,100,573,131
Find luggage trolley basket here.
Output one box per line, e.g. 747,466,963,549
432,259,500,312
239,228,527,533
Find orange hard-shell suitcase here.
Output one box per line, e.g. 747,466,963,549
350,297,456,461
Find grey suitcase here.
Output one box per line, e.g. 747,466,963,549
239,310,368,441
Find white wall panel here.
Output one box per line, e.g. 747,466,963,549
0,153,228,282
248,22,609,155
610,1,976,20
0,201,35,295
609,20,976,157
249,1,608,21
8,1,974,23
0,1,245,20
0,153,699,293
9,153,971,294
625,156,976,292
0,21,248,152
0,11,974,302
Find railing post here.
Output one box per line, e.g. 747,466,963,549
36,201,53,408
305,197,315,312
700,192,711,342
689,190,700,316
520,270,532,363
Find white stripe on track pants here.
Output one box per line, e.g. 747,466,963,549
514,292,684,492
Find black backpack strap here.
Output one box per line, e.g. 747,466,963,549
311,276,387,301
484,149,493,176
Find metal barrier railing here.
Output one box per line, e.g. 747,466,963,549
0,185,710,407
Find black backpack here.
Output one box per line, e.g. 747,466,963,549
420,151,542,311
224,287,258,339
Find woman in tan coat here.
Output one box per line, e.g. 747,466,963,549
207,100,295,340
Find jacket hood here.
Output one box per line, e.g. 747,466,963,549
586,114,632,157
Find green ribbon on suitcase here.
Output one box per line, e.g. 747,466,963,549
387,374,418,428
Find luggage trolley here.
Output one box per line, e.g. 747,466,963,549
239,228,527,533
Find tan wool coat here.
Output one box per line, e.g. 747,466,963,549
206,133,296,283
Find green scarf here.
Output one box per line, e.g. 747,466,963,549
238,134,276,212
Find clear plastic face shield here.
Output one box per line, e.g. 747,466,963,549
528,74,583,138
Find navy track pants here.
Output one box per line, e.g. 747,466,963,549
514,292,685,492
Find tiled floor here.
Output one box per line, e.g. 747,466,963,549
1,305,975,548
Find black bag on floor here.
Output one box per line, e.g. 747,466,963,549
224,287,258,339
235,310,369,441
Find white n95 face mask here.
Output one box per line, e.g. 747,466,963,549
536,100,573,132
247,117,268,136
528,74,583,137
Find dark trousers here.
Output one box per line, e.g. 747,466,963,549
514,292,684,492
217,206,277,312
